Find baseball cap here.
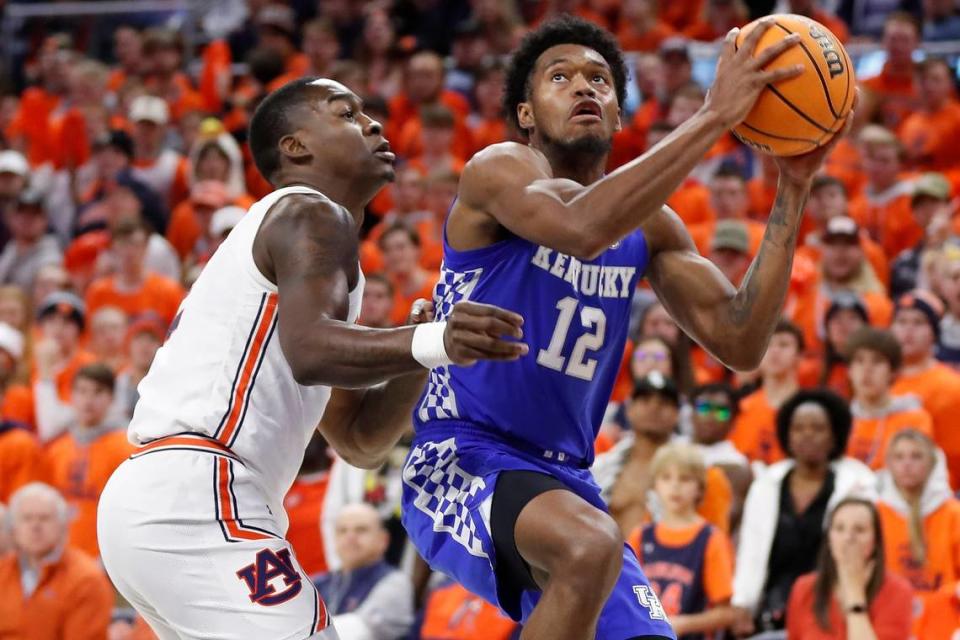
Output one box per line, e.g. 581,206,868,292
823,216,860,242
912,172,950,203
895,289,944,339
190,181,229,209
711,220,749,254
210,206,245,237
16,188,45,209
632,371,680,405
825,292,869,325
37,291,86,329
129,95,170,126
0,322,24,360
0,150,28,177
659,37,690,60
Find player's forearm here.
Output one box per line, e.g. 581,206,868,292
714,177,809,370
347,371,428,469
565,108,727,257
284,323,423,388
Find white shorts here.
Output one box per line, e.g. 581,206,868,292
97,435,339,640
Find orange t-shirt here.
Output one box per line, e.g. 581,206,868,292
789,278,893,356
0,547,114,640
166,194,255,261
900,101,960,172
913,588,960,640
729,388,786,465
2,383,36,431
609,339,635,404
700,466,733,534
878,498,960,596
861,64,919,133
45,429,136,558
385,91,471,147
31,349,98,403
283,472,331,578
629,520,734,616
747,178,777,220
389,272,439,326
420,580,519,640
667,179,713,227
785,572,913,640
0,424,46,502
824,138,866,200
659,0,704,31
606,124,646,171
847,404,933,470
892,363,960,489
5,87,60,166
468,117,508,155
617,21,676,51
85,273,185,326
848,188,918,260
395,117,475,165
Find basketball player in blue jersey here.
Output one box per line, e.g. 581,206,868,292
400,16,853,640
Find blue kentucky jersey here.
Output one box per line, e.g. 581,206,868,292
414,225,649,466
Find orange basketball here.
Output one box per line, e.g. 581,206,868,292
731,14,855,157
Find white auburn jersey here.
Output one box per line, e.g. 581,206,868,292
130,185,364,503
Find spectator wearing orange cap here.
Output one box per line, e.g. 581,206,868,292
900,58,960,172
45,364,133,557
846,328,933,470
87,306,128,373
0,483,114,639
113,315,164,420
858,13,920,134
85,217,184,327
0,189,62,292
32,292,96,443
129,95,190,211
891,290,960,488
379,224,439,327
848,125,919,259
730,321,803,466
617,0,676,52
166,180,232,262
358,274,396,329
890,172,953,298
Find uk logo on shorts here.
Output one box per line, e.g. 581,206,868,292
633,585,667,621
236,548,303,606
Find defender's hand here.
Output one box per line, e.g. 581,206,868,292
775,97,856,185
408,299,436,325
704,19,804,129
443,301,527,367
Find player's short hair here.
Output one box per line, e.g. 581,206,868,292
650,443,707,494
773,318,805,353
249,77,322,184
504,15,628,137
378,222,421,249
75,363,116,393
776,388,852,460
844,326,902,370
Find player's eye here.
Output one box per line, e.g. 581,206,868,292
593,74,608,84
341,109,356,121
551,72,566,82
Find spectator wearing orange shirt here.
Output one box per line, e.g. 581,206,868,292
849,125,919,259
0,420,44,505
418,577,520,640
808,294,868,397
140,28,202,124
107,26,145,92
900,58,960,173
608,55,664,171
88,306,128,373
129,95,190,211
0,483,113,639
689,165,765,257
379,224,439,327
616,0,676,52
387,51,470,148
284,433,333,579
877,429,960,609
113,314,164,420
467,59,509,154
85,217,185,326
846,328,933,470
858,13,920,134
891,290,960,488
359,274,396,329
45,364,133,558
628,444,736,637
785,498,914,640
361,168,439,273
166,180,232,263
890,172,952,298
730,320,803,466
594,373,733,536
32,292,96,443
407,105,469,178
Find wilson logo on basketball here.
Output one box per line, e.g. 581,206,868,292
807,25,844,79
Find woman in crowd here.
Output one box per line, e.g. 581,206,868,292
731,389,875,635
786,498,914,639
877,429,960,606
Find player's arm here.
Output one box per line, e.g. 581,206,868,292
645,111,854,372
454,22,802,259
257,196,527,389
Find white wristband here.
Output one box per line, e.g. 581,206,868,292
411,321,453,369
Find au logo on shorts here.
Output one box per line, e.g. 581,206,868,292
236,548,303,605
633,585,667,621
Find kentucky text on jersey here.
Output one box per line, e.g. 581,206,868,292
530,246,637,298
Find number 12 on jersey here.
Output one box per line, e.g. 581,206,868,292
537,296,607,381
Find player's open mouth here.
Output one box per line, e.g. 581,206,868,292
373,141,396,163
570,100,602,123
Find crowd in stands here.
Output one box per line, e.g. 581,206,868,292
3,0,960,638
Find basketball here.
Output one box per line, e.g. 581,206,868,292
731,14,855,157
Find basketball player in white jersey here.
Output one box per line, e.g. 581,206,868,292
97,78,527,640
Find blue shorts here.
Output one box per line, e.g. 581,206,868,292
400,422,676,640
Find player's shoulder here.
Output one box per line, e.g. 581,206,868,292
260,190,354,239
464,141,548,178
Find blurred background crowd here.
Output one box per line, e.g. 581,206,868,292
2,0,960,638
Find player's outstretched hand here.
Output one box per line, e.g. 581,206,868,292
408,299,436,325
705,18,804,129
443,301,528,367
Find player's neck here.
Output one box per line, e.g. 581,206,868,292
280,176,370,225
531,138,607,185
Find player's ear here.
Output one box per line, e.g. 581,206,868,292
614,106,622,133
517,102,535,132
278,133,310,162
